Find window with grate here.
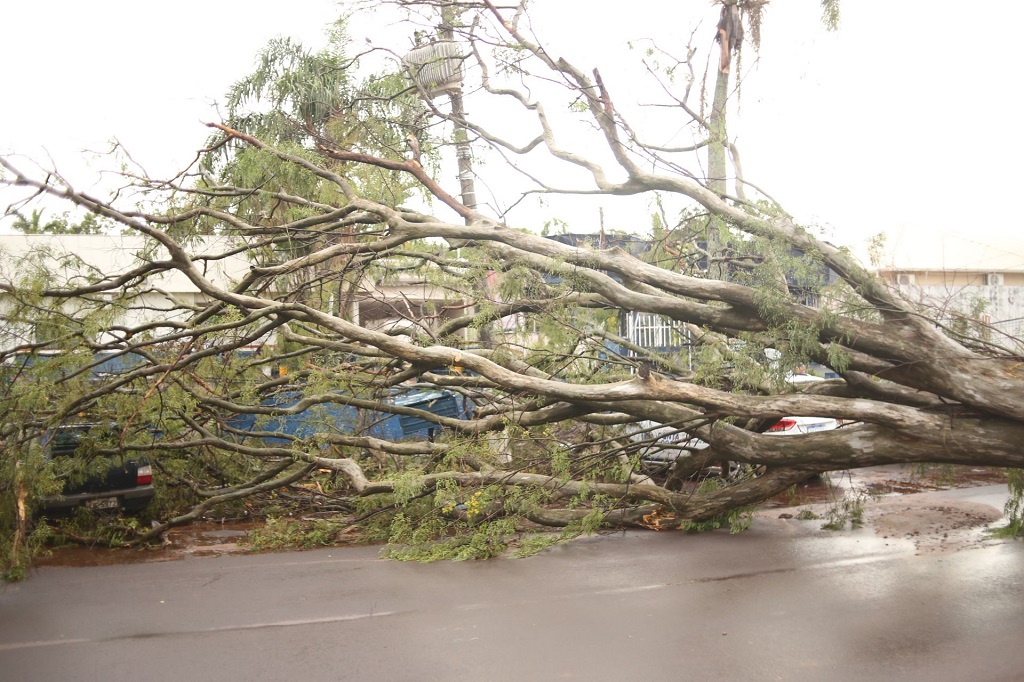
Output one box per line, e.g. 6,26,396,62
623,312,691,351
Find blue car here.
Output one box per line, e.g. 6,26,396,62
224,388,471,445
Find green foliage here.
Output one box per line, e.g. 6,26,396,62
821,490,869,531
247,517,344,550
375,473,617,562
383,505,515,562
824,341,851,375
232,36,351,133
510,512,607,558
990,468,1024,539
383,505,606,562
0,446,60,580
10,210,112,235
508,532,562,558
678,478,755,534
65,508,150,547
390,468,429,505
2,522,54,582
206,25,428,218
681,506,755,534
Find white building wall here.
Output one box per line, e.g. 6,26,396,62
898,284,1024,347
0,234,253,349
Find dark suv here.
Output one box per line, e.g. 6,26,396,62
38,424,155,514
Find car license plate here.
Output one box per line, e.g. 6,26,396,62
805,423,827,433
86,497,119,510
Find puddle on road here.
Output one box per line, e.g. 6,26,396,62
33,465,1009,568
764,477,840,508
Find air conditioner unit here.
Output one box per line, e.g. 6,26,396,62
985,273,1004,286
896,273,916,286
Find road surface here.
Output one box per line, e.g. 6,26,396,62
1,484,1022,681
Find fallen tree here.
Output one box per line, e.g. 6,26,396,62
1,1,1021,568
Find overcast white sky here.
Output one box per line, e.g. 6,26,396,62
1,1,341,199
2,1,1021,256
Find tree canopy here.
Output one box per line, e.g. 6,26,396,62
1,0,1021,575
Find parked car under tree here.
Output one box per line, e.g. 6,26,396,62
37,424,155,515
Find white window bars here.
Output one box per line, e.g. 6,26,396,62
623,311,691,352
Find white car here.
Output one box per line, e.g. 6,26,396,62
766,374,840,435
636,374,839,475
764,415,839,435
630,421,711,474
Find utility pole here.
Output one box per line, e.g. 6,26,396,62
403,4,489,345
439,8,477,224
706,0,742,281
438,4,490,347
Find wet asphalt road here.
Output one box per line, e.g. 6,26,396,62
1,484,1022,682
